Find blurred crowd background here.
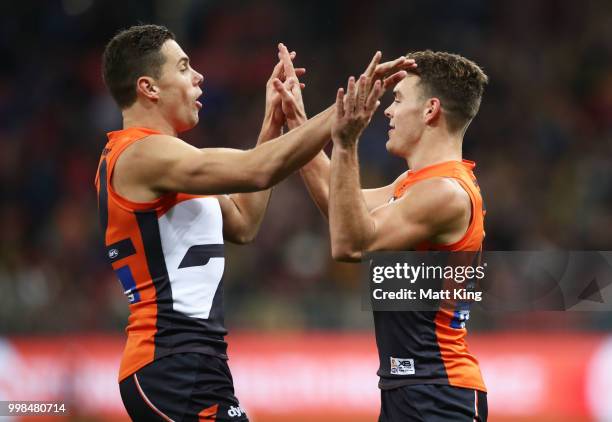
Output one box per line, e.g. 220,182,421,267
0,0,610,335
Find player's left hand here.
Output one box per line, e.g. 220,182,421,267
274,42,307,129
331,74,384,148
265,49,305,128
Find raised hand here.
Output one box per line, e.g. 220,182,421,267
332,74,384,148
265,49,306,128
273,42,307,128
363,51,416,92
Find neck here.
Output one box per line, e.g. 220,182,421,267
406,130,463,171
122,103,177,137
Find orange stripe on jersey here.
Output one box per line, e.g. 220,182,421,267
95,127,162,381
95,127,228,383
107,193,159,380
393,159,486,392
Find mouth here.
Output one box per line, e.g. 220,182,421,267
195,90,203,110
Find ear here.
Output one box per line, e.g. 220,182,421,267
136,76,159,101
423,98,441,125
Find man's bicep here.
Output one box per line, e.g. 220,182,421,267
159,147,254,194
362,186,393,210
138,136,258,195
366,180,464,251
362,170,408,210
366,201,433,251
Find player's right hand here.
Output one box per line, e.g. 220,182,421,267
356,51,417,100
273,42,307,129
331,75,384,148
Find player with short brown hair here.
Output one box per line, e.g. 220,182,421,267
278,49,489,421
97,24,412,421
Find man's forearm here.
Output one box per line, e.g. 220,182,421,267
287,111,332,220
329,144,374,261
257,113,283,145
300,150,331,219
228,113,281,239
254,105,334,188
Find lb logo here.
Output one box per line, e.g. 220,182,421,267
108,248,119,259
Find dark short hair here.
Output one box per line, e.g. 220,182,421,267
102,24,175,109
406,50,488,132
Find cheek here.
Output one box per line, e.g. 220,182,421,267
394,108,411,131
163,77,190,101
398,107,421,129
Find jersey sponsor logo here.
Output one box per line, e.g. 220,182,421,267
227,405,246,418
390,357,415,375
108,248,119,259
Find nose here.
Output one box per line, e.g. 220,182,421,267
384,104,393,119
194,70,204,86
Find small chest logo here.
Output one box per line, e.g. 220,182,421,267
390,357,415,375
108,249,119,259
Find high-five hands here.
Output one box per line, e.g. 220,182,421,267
331,75,383,148
271,43,307,128
265,46,306,128
332,52,417,147
269,46,417,139
359,51,417,94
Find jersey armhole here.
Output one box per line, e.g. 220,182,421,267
426,177,476,250
106,138,176,213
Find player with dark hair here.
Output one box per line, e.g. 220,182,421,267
96,24,411,421
277,50,489,421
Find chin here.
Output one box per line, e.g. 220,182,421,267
183,116,200,132
386,139,401,157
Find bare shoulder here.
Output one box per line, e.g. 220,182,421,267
398,177,470,224
113,134,200,199
116,134,201,179
120,134,197,165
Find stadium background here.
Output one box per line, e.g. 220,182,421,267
1,0,611,421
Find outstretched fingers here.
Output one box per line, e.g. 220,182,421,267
345,76,356,115
269,60,284,81
278,43,297,79
366,80,383,112
383,70,408,90
272,78,294,103
374,57,416,81
357,74,368,111
335,87,345,119
364,51,382,78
